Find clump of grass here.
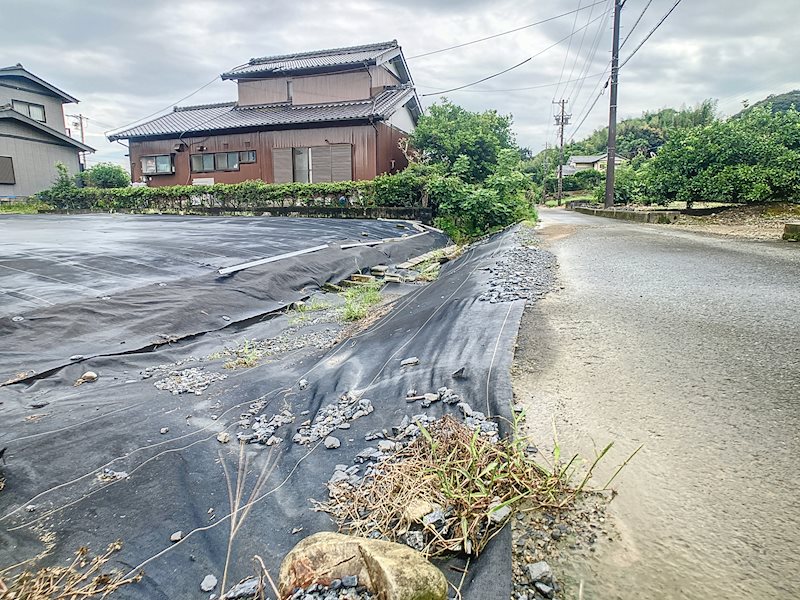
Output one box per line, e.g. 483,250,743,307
288,298,333,325
320,416,575,558
0,541,141,598
320,414,639,559
0,201,51,214
221,339,261,369
339,281,382,321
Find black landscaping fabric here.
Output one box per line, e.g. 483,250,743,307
0,222,526,600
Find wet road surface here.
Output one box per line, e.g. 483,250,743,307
514,208,800,599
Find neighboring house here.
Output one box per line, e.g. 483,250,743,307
566,153,626,173
0,64,93,198
108,40,421,187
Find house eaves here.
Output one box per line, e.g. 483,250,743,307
221,41,405,80
0,105,94,151
107,86,416,142
0,64,80,103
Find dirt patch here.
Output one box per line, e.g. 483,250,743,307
670,203,800,240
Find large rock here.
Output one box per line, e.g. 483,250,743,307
279,532,447,600
783,222,800,241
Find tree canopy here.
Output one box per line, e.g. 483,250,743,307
80,162,131,188
410,100,517,183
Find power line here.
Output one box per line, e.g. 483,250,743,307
560,0,600,101
552,0,584,102
620,0,654,48
567,70,611,140
563,0,612,105
105,75,222,135
417,70,607,94
620,0,684,69
407,1,607,59
421,8,612,97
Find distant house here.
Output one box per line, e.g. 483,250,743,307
567,152,626,173
108,40,421,187
0,64,93,198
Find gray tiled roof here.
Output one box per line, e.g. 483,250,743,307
568,154,606,164
107,86,414,141
222,41,399,79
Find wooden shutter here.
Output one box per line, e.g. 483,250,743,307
311,145,331,183
272,148,293,183
0,156,15,185
330,144,352,181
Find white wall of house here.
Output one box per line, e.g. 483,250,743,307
387,104,416,134
0,83,66,133
0,120,81,198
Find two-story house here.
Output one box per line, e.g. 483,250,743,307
0,64,93,198
108,40,421,187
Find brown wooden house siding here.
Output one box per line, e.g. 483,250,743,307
129,123,409,187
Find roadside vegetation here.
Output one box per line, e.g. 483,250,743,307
33,101,539,243
0,200,52,214
529,95,800,209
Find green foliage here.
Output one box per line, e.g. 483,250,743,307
372,163,429,207
643,106,800,205
565,99,718,159
592,165,645,205
36,177,411,211
0,200,52,214
428,149,535,243
80,163,131,188
410,100,516,184
340,281,382,321
734,90,800,118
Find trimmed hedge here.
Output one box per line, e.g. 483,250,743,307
36,173,426,212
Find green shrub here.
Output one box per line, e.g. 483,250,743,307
80,163,131,188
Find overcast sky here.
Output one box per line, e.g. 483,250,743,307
2,0,797,168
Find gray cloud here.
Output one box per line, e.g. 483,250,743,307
2,0,797,166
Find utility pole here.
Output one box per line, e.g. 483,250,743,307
541,142,549,205
604,0,623,208
66,114,87,170
553,99,570,205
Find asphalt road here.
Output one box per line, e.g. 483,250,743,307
514,208,800,599
0,214,410,317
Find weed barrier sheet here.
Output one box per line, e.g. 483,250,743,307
1,225,537,600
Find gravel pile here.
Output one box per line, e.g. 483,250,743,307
288,576,373,600
237,408,295,445
293,392,374,445
478,229,556,303
151,367,227,395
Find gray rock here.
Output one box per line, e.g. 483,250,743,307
489,503,512,524
160,427,169,434
526,561,552,584
341,575,358,587
400,357,419,366
201,574,218,592
324,436,341,449
403,530,425,552
170,530,182,542
221,576,260,599
534,581,554,598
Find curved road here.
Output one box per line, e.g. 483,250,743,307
514,208,800,599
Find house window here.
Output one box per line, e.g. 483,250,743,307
0,156,15,185
287,80,293,103
273,145,352,183
141,154,174,175
190,151,250,173
12,100,46,122
292,148,310,183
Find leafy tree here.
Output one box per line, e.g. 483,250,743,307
643,105,800,206
410,100,516,183
733,90,800,117
81,162,131,188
